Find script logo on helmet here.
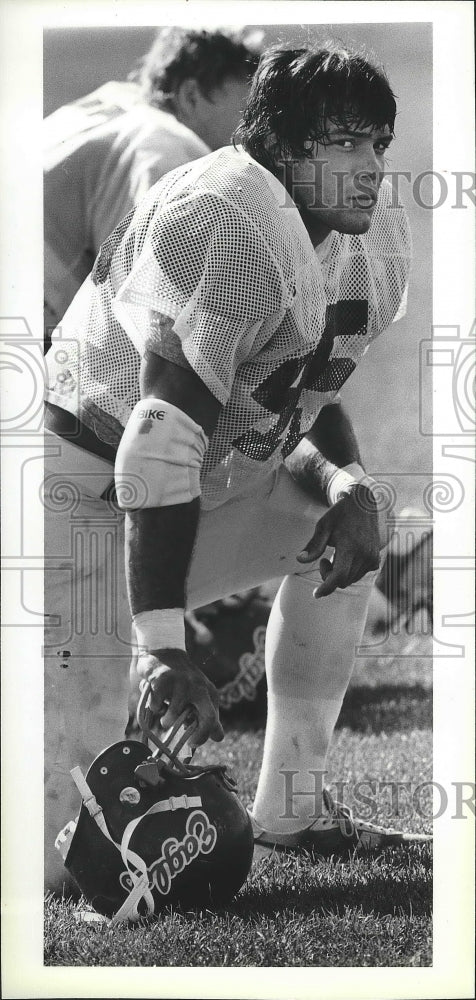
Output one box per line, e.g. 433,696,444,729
119,809,218,898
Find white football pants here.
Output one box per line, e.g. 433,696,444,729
44,432,378,892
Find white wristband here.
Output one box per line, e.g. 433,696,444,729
133,609,186,652
327,463,377,507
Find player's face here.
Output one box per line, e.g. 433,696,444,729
195,76,251,151
287,123,393,243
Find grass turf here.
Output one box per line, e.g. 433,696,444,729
45,846,432,966
44,634,432,968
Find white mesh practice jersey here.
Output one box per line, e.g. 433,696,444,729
46,144,411,508
44,81,209,323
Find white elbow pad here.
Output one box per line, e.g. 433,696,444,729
114,398,208,509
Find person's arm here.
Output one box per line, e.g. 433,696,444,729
285,401,363,505
285,402,384,598
118,350,224,745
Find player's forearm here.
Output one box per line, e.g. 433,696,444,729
285,403,364,503
284,439,335,504
115,356,221,652
125,501,200,615
306,402,363,468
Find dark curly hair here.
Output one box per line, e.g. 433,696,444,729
134,27,260,108
235,43,397,172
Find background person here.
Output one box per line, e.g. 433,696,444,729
44,26,260,342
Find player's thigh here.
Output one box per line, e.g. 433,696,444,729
186,467,326,610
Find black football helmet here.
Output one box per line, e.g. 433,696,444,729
55,686,254,922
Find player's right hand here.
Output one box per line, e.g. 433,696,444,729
136,649,224,746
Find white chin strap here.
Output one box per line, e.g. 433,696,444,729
69,766,201,924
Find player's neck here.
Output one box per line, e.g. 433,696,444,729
297,207,333,248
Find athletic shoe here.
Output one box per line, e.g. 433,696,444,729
250,789,432,859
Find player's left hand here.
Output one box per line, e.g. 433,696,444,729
297,484,382,598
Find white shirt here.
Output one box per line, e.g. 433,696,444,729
44,81,209,323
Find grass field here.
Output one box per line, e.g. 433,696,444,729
44,627,432,967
